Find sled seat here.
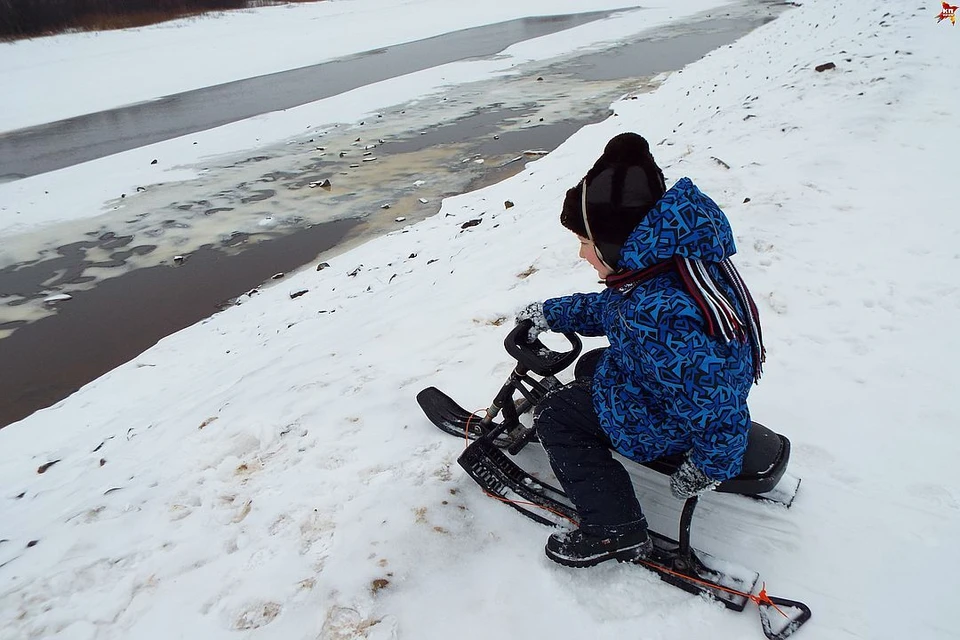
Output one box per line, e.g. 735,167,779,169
640,422,791,496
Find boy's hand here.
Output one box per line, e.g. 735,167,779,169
515,301,549,343
670,458,720,500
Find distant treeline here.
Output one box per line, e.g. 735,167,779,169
0,0,296,39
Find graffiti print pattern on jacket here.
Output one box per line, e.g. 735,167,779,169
543,178,755,481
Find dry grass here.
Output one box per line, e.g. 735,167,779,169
1,1,326,41
70,9,209,32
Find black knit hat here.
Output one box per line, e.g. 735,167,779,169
560,132,666,267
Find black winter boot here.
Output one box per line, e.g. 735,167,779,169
545,525,652,568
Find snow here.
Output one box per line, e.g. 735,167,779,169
2,2,960,640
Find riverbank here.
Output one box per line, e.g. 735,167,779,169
0,0,675,133
0,11,616,180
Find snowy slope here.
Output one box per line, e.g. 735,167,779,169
2,2,960,640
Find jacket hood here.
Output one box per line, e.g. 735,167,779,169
619,177,737,270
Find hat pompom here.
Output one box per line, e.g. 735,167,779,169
559,132,667,261
600,132,653,165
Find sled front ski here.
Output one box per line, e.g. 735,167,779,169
416,386,515,445
417,370,562,453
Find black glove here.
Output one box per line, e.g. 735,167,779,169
515,301,550,343
670,458,720,500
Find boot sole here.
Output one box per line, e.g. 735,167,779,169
545,539,652,568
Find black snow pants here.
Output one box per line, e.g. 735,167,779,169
534,349,646,536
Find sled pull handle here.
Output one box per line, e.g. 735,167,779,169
757,593,812,640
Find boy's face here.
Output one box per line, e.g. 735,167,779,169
576,235,614,278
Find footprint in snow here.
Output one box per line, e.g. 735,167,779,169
268,513,296,536
299,512,336,557
906,483,959,510
794,443,862,485
232,601,282,630
319,606,398,640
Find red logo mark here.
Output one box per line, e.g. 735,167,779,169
939,2,958,24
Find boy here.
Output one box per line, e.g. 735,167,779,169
516,132,764,567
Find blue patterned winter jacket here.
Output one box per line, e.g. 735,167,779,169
543,178,754,481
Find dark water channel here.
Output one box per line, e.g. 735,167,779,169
0,5,788,428
0,220,359,428
0,11,615,181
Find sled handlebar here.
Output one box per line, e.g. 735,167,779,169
505,321,582,377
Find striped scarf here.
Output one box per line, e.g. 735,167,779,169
605,257,766,382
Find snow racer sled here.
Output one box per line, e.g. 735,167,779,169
417,321,811,640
